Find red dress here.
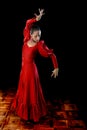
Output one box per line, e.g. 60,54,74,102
11,18,58,122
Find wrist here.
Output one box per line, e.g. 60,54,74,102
55,67,59,70
36,15,42,21
55,68,59,71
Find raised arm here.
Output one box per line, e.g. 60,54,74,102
23,9,45,43
38,41,59,78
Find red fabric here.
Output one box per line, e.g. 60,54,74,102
37,40,58,68
23,17,36,43
11,18,58,122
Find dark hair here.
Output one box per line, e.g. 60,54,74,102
30,24,41,34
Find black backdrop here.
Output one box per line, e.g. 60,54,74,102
0,1,86,123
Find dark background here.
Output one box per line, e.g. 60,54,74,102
0,1,86,124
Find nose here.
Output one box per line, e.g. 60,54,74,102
37,37,40,41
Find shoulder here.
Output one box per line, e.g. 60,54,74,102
22,43,27,49
37,40,45,47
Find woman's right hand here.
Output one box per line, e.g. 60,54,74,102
34,8,45,21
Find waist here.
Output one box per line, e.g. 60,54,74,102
22,60,35,65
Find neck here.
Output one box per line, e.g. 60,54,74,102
29,39,36,44
27,39,37,47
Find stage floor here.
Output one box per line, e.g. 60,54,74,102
0,87,86,130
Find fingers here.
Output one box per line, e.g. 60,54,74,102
54,73,57,78
34,13,37,17
51,71,58,78
38,8,45,15
34,8,45,19
38,8,44,12
51,72,56,78
51,72,54,77
38,8,40,12
56,72,58,76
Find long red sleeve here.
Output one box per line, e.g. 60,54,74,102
23,18,36,43
37,40,58,69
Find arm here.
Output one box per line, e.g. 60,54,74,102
38,41,59,78
23,9,45,43
23,18,36,42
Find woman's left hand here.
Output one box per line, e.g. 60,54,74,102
51,68,59,78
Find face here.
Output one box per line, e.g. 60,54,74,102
30,30,41,43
